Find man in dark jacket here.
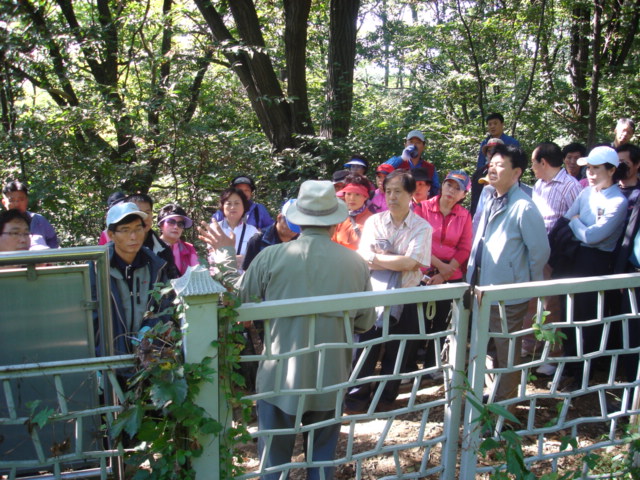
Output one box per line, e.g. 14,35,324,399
241,200,300,270
96,202,174,357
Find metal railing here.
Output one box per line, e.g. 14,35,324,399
3,248,640,479
0,247,128,480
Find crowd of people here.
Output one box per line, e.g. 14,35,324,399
1,115,639,479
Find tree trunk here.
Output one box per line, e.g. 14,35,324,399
284,0,314,135
567,4,591,139
195,0,298,152
323,0,360,139
587,0,603,148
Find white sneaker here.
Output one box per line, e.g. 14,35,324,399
536,364,557,376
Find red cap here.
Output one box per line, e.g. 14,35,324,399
376,164,395,175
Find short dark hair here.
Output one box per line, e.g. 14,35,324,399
0,209,30,234
126,193,154,208
485,113,504,124
219,187,250,216
411,167,432,183
561,142,587,158
617,118,635,133
617,143,640,166
492,144,527,172
383,169,416,194
2,180,28,197
107,215,145,233
533,142,563,168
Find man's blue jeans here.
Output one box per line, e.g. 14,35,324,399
256,400,340,480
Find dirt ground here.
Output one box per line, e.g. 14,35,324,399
236,369,635,479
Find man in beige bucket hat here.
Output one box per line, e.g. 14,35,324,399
200,180,375,480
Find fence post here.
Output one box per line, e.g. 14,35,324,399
459,290,492,476
441,295,470,480
174,267,228,479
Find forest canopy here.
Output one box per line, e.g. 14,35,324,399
1,0,638,245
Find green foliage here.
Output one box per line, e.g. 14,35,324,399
111,287,251,479
1,0,640,246
24,400,54,432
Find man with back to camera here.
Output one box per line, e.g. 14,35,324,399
2,180,59,250
199,180,375,480
384,129,441,196
467,144,549,408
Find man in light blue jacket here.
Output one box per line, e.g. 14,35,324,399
467,144,550,405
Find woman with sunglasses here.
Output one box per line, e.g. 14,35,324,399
157,203,199,276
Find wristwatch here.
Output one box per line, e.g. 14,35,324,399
367,251,376,265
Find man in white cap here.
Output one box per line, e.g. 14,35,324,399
97,202,174,357
199,180,375,480
383,129,441,196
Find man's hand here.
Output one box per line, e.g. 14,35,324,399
198,220,235,250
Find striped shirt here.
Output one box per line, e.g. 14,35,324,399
358,210,432,288
532,168,582,233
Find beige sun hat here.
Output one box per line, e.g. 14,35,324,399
286,180,348,227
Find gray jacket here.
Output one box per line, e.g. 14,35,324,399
467,182,550,305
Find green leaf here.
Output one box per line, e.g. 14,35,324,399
150,377,188,408
199,418,223,435
486,403,520,424
110,404,143,439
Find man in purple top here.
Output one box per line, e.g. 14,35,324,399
2,180,59,249
531,142,582,234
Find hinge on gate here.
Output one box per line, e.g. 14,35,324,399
84,300,98,310
26,264,37,281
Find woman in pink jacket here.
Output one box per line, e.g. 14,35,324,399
157,204,199,276
413,170,472,371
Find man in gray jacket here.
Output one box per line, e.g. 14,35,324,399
467,144,550,405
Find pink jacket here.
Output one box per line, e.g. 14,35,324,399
414,196,472,280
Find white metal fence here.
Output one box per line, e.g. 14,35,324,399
2,249,640,479
231,274,640,479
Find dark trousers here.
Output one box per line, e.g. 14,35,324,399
256,400,340,480
563,246,613,382
619,283,640,382
347,303,419,404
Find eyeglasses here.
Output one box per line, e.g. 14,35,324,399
1,231,31,238
114,226,145,236
164,219,186,228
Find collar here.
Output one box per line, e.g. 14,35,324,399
383,209,412,228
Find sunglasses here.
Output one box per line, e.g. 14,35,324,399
164,218,186,228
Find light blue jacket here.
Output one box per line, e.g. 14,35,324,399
467,182,550,305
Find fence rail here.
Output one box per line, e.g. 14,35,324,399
2,251,640,479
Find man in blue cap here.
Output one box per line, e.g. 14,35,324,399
384,129,440,196
96,202,175,356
